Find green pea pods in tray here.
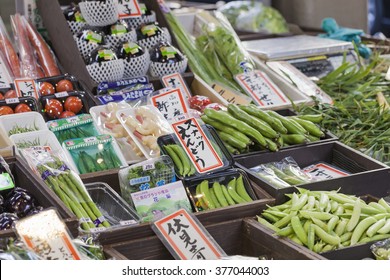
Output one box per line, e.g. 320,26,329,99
118,155,176,205
157,124,234,180
47,114,100,144
62,134,128,175
0,111,47,137
184,168,257,212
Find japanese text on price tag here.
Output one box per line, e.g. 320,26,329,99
211,82,252,105
14,78,38,99
235,70,289,107
153,209,225,260
161,73,191,99
152,88,188,120
303,163,349,181
171,118,223,173
116,0,142,19
0,56,12,89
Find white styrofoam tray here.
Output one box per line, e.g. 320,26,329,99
0,112,48,137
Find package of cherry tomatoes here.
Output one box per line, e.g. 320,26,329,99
0,88,17,100
39,91,89,121
0,96,40,116
35,74,81,97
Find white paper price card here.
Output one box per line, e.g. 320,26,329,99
115,0,142,19
0,55,12,89
14,78,38,99
152,208,226,260
15,209,82,260
235,70,290,107
211,82,252,105
151,88,189,120
161,73,192,99
303,162,349,181
171,117,223,173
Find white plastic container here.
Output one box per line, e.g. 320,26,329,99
89,103,145,164
116,105,172,159
0,112,47,137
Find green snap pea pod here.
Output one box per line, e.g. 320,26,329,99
262,212,280,223
297,114,323,123
267,110,306,135
213,182,229,207
291,216,308,245
300,210,334,221
303,220,312,233
343,203,382,215
335,205,345,215
306,135,320,142
281,134,308,145
221,184,235,206
290,235,304,246
217,130,247,150
264,138,278,152
102,149,115,169
327,192,356,204
195,183,208,210
312,224,341,246
366,218,387,237
204,108,267,147
319,193,329,212
310,217,329,232
257,216,279,232
359,234,390,244
201,115,252,145
340,232,353,243
330,201,339,212
171,145,191,176
341,240,351,247
368,202,387,212
350,216,377,245
335,218,348,236
313,242,325,253
165,145,183,176
347,199,362,232
227,178,246,204
274,212,297,228
199,180,215,209
291,117,325,138
209,187,221,208
377,219,390,234
307,224,315,251
222,141,239,155
321,244,336,253
82,151,98,173
325,202,332,213
306,196,316,210
228,104,279,139
240,105,288,134
291,193,308,211
276,226,294,237
264,210,288,218
236,175,253,202
77,152,87,174
378,198,390,213
276,136,284,148
327,216,340,233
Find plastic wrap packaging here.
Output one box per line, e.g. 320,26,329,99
35,74,80,97
0,238,42,260
89,102,145,164
218,1,288,34
0,96,40,116
24,17,60,77
96,83,153,106
21,148,111,232
119,155,176,204
47,114,100,144
371,238,390,260
10,14,43,79
117,105,173,159
0,16,21,79
62,134,127,175
0,155,14,190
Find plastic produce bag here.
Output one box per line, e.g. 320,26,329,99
250,165,291,189
21,147,111,232
0,16,21,79
371,238,390,260
0,156,15,191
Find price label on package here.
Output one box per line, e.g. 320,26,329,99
151,88,189,120
152,208,226,260
161,73,192,99
235,70,290,107
211,82,252,105
0,56,12,89
303,162,349,181
171,117,223,173
14,78,38,99
115,0,142,19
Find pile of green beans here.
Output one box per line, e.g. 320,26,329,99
258,188,390,253
202,105,325,155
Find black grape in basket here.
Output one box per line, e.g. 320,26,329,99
0,213,18,230
63,5,84,22
87,45,119,65
150,42,185,64
136,22,163,40
77,26,106,44
117,41,144,61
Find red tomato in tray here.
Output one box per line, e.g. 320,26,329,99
64,96,83,114
56,79,74,92
39,82,56,96
4,90,17,99
0,93,4,100
0,106,14,116
45,99,63,119
188,96,211,111
59,111,76,119
15,103,32,113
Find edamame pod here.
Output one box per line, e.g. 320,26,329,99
236,175,253,202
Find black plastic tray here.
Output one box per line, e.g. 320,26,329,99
35,74,81,97
0,96,40,115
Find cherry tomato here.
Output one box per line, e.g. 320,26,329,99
45,99,63,119
4,90,17,99
15,103,32,113
0,93,4,100
39,82,55,96
64,96,83,114
0,106,14,116
59,111,76,119
188,96,211,111
56,79,74,92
